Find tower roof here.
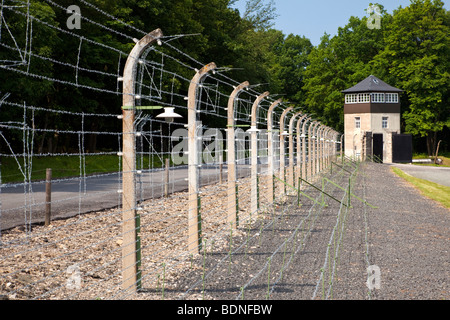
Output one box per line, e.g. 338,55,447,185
342,75,403,93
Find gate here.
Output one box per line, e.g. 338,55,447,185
392,134,412,163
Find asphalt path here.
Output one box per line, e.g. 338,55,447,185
390,163,450,187
0,165,252,231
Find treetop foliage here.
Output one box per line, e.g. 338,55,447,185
0,0,448,154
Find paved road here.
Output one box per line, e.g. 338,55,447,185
390,163,450,187
0,165,253,231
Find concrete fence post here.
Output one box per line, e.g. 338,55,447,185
308,121,318,179
279,106,293,192
187,62,217,254
296,114,308,188
288,111,302,187
301,118,311,181
327,128,334,168
227,81,249,229
319,126,327,172
250,92,269,217
324,128,331,169
121,28,163,293
266,99,282,206
318,126,325,173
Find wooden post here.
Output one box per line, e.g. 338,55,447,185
219,154,223,184
227,82,249,228
187,63,217,254
122,28,163,293
434,140,442,164
164,157,169,197
45,168,52,226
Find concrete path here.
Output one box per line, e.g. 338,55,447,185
390,163,450,187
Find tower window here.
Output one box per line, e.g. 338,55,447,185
345,93,371,104
382,116,388,129
355,117,361,129
358,93,370,103
385,93,398,103
345,94,358,104
371,93,385,103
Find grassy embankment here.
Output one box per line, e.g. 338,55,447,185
0,154,167,184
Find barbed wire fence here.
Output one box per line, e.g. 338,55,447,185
0,0,350,300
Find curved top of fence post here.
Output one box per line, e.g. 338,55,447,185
279,106,294,135
250,91,270,129
309,121,320,138
318,124,325,138
122,28,163,109
296,114,309,137
188,62,217,109
320,125,328,140
325,127,333,140
227,81,250,128
267,98,282,131
267,99,283,131
301,116,312,135
289,111,303,135
187,62,217,132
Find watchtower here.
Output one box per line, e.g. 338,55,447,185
342,75,402,162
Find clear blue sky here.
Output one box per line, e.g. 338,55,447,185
231,0,450,46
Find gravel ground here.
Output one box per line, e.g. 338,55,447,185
355,163,449,299
1,161,448,300
161,161,449,300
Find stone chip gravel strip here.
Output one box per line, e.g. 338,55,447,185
355,162,449,299
0,162,447,300
169,162,449,300
279,162,449,300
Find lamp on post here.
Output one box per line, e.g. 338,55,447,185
156,107,183,123
155,106,183,160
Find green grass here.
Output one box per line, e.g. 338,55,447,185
0,154,167,183
391,166,450,209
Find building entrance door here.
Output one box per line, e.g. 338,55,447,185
372,133,383,163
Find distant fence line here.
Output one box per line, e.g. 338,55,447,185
0,2,342,299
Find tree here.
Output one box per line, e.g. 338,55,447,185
241,0,278,31
302,10,389,131
372,0,450,155
269,33,312,105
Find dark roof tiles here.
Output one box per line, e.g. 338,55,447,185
342,75,403,93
